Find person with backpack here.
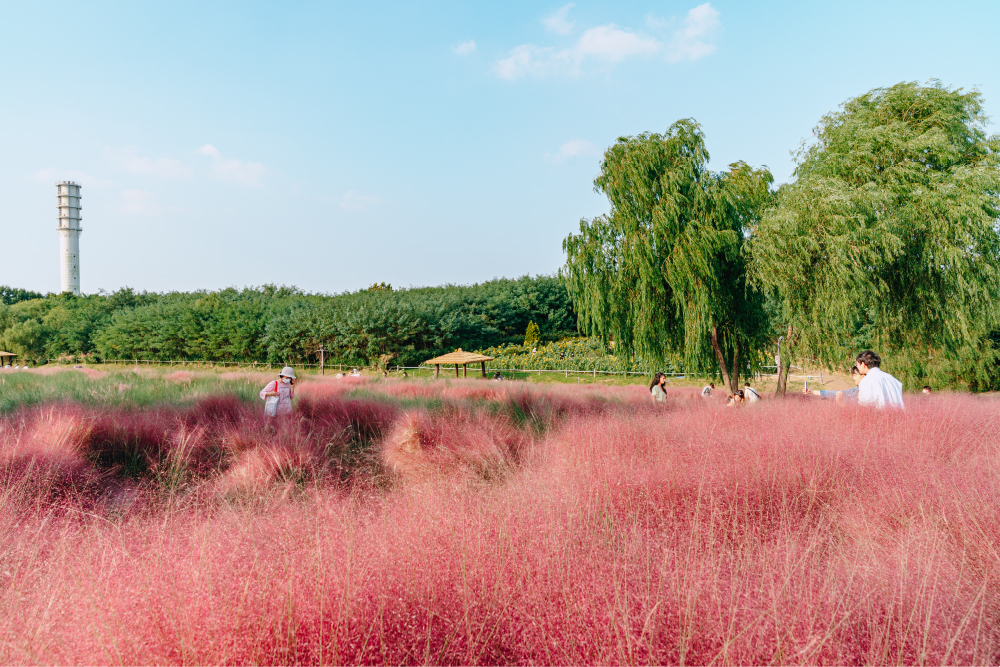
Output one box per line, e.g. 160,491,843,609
259,366,297,416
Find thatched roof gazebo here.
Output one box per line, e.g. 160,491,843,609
0,351,16,367
424,349,494,379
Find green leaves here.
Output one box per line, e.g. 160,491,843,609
523,321,541,348
749,81,1000,387
563,120,773,388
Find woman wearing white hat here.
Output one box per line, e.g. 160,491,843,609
260,366,297,416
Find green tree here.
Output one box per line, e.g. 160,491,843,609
523,321,540,348
0,276,577,367
1,319,44,361
0,286,45,305
748,81,1000,390
562,120,773,393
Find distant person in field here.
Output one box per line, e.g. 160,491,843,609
701,382,714,398
650,372,668,404
804,366,862,402
855,351,904,409
743,382,761,403
922,386,932,394
259,366,296,416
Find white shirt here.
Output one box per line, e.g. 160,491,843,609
857,367,904,409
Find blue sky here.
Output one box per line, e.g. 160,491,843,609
2,0,998,295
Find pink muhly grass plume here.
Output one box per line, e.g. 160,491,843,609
0,406,96,498
381,409,528,483
165,370,194,383
212,443,316,497
0,386,997,663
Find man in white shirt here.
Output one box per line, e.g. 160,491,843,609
855,350,904,409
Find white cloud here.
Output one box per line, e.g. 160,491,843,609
496,23,660,80
340,190,378,211
30,168,113,187
542,4,575,34
453,39,476,55
547,139,600,162
575,24,660,62
196,145,221,159
496,45,551,79
119,189,160,215
645,13,673,30
103,146,191,179
195,144,266,187
498,3,720,80
665,3,720,62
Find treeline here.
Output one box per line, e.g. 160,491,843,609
0,277,576,367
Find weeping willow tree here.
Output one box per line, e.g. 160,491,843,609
748,81,1000,390
561,119,773,393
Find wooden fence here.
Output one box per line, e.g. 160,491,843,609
50,359,829,383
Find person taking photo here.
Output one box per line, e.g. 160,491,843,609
804,366,862,403
855,351,904,409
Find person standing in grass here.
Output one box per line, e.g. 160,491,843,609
804,366,862,402
260,366,296,416
650,372,668,404
743,382,761,403
855,351,904,409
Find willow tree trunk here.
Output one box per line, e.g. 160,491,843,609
710,324,740,394
775,323,793,397
730,340,741,394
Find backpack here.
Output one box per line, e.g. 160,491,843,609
264,380,280,416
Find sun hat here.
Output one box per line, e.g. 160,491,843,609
279,366,296,379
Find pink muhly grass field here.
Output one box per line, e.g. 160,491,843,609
0,383,997,665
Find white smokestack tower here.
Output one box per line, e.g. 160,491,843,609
56,181,82,295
